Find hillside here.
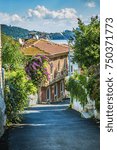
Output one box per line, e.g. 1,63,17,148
1,24,30,39
1,24,75,40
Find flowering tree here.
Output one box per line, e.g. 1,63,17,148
25,54,50,86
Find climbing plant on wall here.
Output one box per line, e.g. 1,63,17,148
66,72,88,107
87,64,100,110
25,54,50,86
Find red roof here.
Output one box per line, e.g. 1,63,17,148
21,39,69,57
33,39,68,55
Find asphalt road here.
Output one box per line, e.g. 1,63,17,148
8,100,100,150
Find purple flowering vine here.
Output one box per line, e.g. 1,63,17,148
25,54,50,85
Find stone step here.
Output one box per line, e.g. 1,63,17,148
81,112,92,119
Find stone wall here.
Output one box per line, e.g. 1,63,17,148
28,94,38,106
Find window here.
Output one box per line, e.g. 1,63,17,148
60,81,63,92
46,87,50,100
64,58,67,68
58,61,60,71
71,65,73,73
54,84,58,96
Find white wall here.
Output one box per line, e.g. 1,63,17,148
68,50,80,77
72,98,100,120
0,95,6,137
28,94,38,106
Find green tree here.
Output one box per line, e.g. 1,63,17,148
67,16,100,111
73,16,100,68
2,34,37,124
1,34,24,70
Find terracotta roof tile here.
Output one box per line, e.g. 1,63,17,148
21,39,69,57
21,46,48,56
33,39,68,55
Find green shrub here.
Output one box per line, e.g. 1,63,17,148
4,69,37,124
2,34,25,71
66,65,100,111
66,73,88,107
87,64,100,110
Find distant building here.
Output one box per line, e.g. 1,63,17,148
28,31,39,40
21,39,68,103
51,39,80,77
28,31,49,40
68,49,80,77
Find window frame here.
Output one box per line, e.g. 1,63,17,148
46,87,50,100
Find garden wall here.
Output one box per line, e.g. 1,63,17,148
72,98,100,120
28,94,38,106
0,95,6,137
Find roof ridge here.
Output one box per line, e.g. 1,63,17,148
39,39,69,48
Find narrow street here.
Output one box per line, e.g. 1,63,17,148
8,100,100,150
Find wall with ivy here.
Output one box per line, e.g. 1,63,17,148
66,70,100,120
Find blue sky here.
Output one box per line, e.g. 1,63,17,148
0,0,100,32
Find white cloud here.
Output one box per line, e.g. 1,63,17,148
28,5,77,20
86,1,96,8
11,14,23,22
0,12,23,24
0,5,78,32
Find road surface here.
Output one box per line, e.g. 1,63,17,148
8,100,100,150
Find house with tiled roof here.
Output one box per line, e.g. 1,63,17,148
21,39,69,103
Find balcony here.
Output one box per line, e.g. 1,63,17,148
42,68,68,87
50,69,68,85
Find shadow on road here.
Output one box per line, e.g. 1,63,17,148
0,99,100,150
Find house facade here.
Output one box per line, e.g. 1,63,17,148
21,39,68,103
51,40,80,77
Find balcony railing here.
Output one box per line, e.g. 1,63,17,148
51,69,67,82
42,68,68,87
